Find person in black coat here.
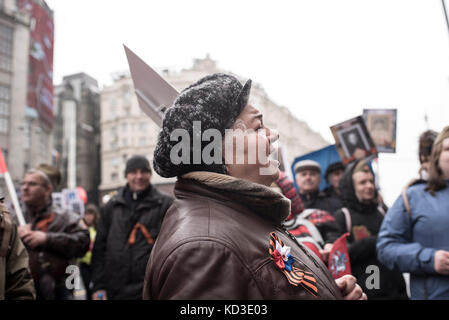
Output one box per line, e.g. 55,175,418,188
333,160,408,300
322,162,344,208
91,155,173,300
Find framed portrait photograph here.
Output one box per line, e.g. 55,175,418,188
330,116,378,165
362,109,397,153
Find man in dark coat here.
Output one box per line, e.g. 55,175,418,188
91,155,173,300
333,160,408,299
323,161,344,204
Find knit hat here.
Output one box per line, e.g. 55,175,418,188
434,126,449,147
153,73,252,178
125,155,152,176
294,160,321,174
324,162,345,182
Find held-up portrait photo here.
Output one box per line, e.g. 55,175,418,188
330,116,378,165
363,109,397,153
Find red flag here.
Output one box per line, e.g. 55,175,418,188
0,148,8,174
0,147,26,225
328,233,352,279
77,186,88,204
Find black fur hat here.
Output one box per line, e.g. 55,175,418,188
324,161,345,182
125,155,152,176
153,73,252,178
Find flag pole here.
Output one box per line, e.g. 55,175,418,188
0,148,26,226
442,0,449,39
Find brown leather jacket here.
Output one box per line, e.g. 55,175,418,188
0,201,36,300
143,172,342,300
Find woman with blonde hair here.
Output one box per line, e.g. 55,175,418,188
377,126,449,299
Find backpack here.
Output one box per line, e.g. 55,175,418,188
283,208,336,259
284,209,325,247
401,178,426,216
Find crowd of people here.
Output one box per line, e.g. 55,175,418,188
0,73,448,300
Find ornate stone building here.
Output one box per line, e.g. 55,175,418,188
99,56,328,200
0,0,53,191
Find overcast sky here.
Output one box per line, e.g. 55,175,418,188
45,0,449,205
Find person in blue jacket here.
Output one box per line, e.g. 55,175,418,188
377,126,449,300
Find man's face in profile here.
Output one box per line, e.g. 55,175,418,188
20,173,52,208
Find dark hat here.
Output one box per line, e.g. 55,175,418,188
36,163,61,189
294,160,321,174
418,130,438,163
125,155,152,176
324,162,345,182
153,73,252,178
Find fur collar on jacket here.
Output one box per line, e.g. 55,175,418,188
180,171,291,225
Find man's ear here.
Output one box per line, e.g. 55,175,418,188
45,183,53,197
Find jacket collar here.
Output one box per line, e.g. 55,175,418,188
176,171,291,225
114,184,161,207
299,189,327,201
23,200,53,225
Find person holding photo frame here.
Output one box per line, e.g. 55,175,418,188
333,160,408,300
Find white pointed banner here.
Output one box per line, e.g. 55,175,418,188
124,45,179,127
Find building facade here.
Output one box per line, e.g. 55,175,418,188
0,0,53,198
99,72,168,199
99,55,328,200
53,73,101,204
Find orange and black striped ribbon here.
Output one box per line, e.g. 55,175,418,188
269,232,318,298
35,213,55,232
128,223,154,246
